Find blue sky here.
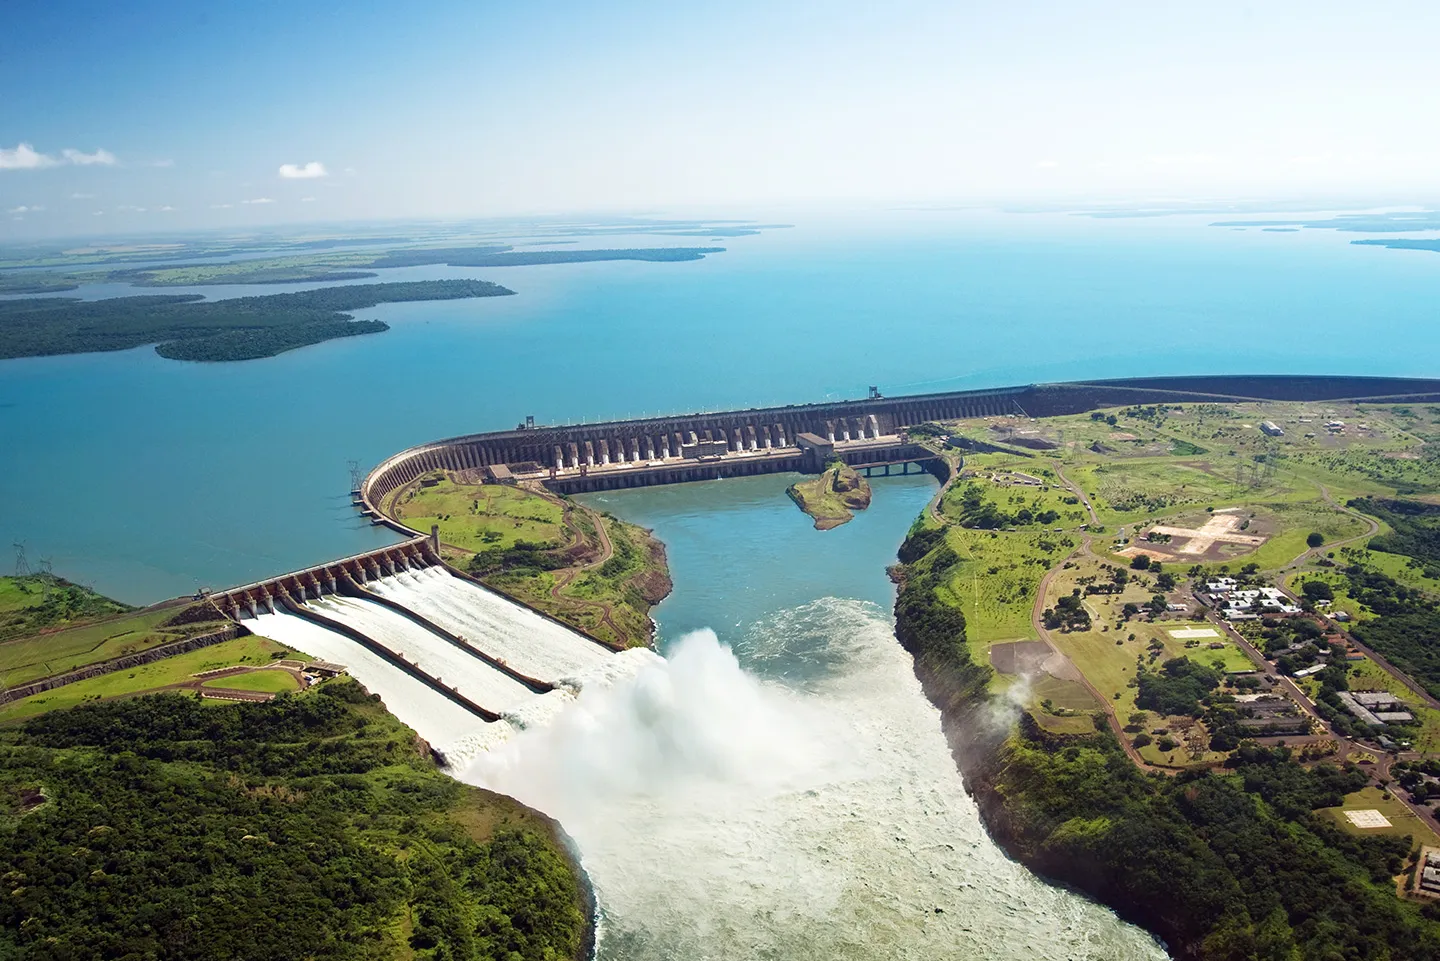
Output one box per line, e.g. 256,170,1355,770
5,0,1440,238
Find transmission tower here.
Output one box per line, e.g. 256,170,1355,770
12,542,28,577
38,558,53,600
347,459,363,492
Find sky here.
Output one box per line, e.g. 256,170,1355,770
4,0,1440,238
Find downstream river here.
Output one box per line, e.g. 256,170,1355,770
468,473,1168,959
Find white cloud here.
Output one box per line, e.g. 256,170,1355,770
241,197,275,204
147,159,175,168
116,204,147,212
70,191,95,200
0,143,57,170
300,196,316,202
159,204,174,211
8,204,43,214
61,147,117,166
278,161,327,179
209,203,233,209
1032,159,1060,169
92,210,104,216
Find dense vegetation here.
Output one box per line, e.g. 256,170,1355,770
893,525,1440,960
946,483,1060,529
0,280,513,361
366,246,723,268
1135,656,1222,716
0,680,588,960
1342,563,1440,697
994,732,1433,960
1354,496,1440,574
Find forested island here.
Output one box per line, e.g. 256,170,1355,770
23,245,729,288
0,280,513,361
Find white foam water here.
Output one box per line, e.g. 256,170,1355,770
312,594,537,713
465,598,1169,961
368,567,612,683
246,609,490,747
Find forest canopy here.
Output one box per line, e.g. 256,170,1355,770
0,680,588,960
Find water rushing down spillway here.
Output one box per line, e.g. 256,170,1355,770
245,609,490,745
310,595,537,713
467,601,1168,961
368,567,612,684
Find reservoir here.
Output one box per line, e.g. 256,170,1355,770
4,211,1440,603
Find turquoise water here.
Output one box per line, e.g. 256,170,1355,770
2,210,1439,601
580,471,934,655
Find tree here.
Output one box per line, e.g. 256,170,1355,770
1133,732,1154,748
1131,554,1152,571
1307,532,1325,549
1302,580,1334,602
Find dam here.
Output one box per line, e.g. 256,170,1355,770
205,372,1440,751
356,373,1440,526
209,538,641,747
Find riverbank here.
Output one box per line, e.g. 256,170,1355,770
893,517,1440,960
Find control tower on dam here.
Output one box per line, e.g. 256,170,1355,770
359,373,1440,516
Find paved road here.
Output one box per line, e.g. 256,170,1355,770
1280,483,1380,571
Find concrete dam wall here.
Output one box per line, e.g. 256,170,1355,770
213,541,627,734
359,373,1440,516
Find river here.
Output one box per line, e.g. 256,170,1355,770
464,473,1168,959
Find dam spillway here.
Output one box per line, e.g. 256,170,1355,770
368,566,613,684
221,547,642,745
357,373,1440,525
309,594,540,714
246,608,491,742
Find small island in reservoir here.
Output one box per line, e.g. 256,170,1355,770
788,460,872,529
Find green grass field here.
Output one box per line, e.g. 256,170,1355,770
0,574,133,643
1365,548,1440,596
397,477,566,552
200,669,301,694
1040,556,1254,724
1319,786,1440,849
1069,459,1292,527
934,527,1071,655
0,634,304,723
0,607,206,688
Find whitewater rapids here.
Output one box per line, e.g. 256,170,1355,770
465,598,1168,960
